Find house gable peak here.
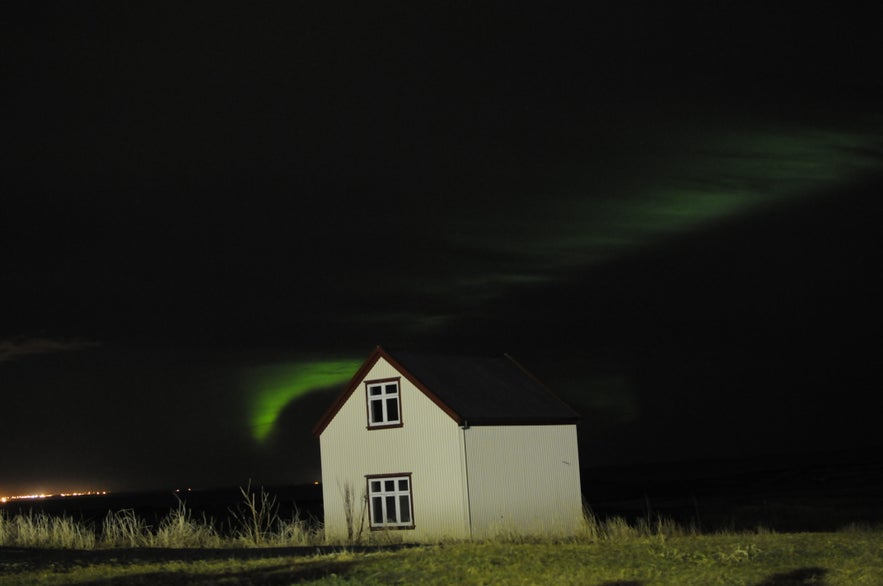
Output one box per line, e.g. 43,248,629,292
312,345,579,437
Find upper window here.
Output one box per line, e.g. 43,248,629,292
366,379,401,428
367,474,414,529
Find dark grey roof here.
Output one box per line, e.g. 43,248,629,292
387,350,580,425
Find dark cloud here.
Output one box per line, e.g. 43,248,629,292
0,338,100,363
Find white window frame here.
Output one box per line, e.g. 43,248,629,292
366,473,414,530
366,378,402,428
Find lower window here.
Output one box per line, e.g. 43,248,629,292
366,473,414,529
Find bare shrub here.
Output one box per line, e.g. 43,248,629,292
229,481,279,546
341,481,367,544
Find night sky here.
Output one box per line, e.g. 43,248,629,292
2,3,882,497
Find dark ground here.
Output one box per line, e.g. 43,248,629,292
586,447,883,532
4,447,881,534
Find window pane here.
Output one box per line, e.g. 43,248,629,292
386,398,399,421
398,479,408,491
399,495,410,523
385,383,398,394
385,496,397,522
371,480,381,492
385,480,395,491
370,399,383,423
372,497,383,524
369,386,381,396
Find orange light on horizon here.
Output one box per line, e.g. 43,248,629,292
0,490,109,503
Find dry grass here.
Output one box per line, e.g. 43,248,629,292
3,504,882,585
0,487,321,549
2,495,879,551
1,510,96,549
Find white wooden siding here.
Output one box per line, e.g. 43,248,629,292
319,357,470,541
464,424,583,538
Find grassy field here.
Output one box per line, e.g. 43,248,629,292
0,522,883,586
2,490,882,585
1,529,881,585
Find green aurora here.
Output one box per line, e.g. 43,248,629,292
478,127,882,272
434,125,883,296
364,123,883,336
241,126,883,441
244,359,361,443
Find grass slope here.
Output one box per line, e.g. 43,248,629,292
2,531,881,585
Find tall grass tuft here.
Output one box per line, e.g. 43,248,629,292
266,511,323,546
48,515,96,549
578,507,694,543
599,516,641,541
578,506,603,541
101,509,150,548
152,498,222,548
0,510,96,549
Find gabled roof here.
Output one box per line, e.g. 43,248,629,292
312,346,580,436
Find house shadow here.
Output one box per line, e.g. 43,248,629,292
753,567,828,586
73,558,357,586
30,562,834,586
595,567,828,586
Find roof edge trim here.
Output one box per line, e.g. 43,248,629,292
311,346,465,437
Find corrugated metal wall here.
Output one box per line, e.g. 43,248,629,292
464,425,583,538
319,357,470,542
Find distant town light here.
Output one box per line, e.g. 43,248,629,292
0,490,108,503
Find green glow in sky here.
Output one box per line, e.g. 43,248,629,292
454,125,883,282
244,359,360,443
361,122,883,336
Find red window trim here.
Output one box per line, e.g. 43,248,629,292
365,472,415,531
364,377,404,430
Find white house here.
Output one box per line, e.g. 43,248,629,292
312,346,583,542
